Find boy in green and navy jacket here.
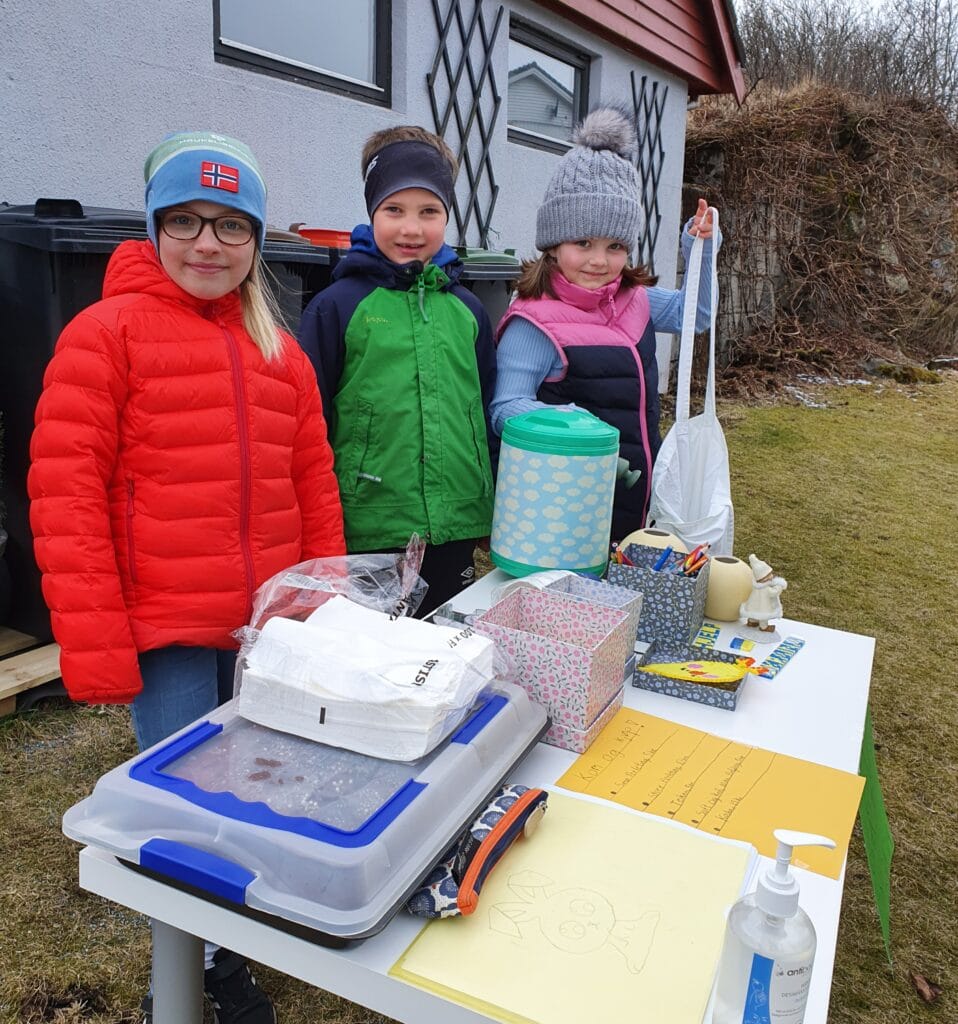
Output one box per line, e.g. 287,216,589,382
298,127,497,612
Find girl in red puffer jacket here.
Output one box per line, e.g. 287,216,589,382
29,130,345,1022
30,130,345,727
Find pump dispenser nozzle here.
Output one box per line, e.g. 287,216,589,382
756,829,836,918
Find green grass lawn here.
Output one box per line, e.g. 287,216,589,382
1,376,955,1023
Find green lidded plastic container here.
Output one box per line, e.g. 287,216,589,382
490,408,619,578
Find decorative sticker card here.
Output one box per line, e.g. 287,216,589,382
391,790,753,1024
556,708,864,879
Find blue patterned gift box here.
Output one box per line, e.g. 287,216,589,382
632,640,748,710
606,542,710,646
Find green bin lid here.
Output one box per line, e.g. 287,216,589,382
454,246,520,265
501,408,619,455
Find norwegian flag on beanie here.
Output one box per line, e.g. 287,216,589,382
143,131,267,248
200,161,240,193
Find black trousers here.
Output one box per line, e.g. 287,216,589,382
414,539,478,617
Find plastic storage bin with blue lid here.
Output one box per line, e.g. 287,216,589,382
62,682,548,946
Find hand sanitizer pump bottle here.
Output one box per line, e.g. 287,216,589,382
713,829,836,1023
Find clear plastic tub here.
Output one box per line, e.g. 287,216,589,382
62,683,547,945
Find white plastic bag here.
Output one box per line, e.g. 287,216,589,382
647,208,734,555
237,596,498,761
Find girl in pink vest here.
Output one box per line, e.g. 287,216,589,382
492,107,720,542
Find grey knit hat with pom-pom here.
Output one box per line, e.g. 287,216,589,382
535,107,641,251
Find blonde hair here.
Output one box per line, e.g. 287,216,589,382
360,125,458,179
240,256,288,361
515,251,657,299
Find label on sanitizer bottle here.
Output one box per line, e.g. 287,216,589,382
742,953,813,1022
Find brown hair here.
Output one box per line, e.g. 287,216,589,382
360,126,458,179
515,251,658,299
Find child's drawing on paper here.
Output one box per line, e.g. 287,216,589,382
490,869,660,973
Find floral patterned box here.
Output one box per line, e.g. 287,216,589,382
632,640,746,711
473,588,633,748
607,543,711,646
542,574,644,643
545,686,624,753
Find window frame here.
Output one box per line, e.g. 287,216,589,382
507,17,591,154
212,0,392,107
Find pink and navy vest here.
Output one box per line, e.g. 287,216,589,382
497,273,661,539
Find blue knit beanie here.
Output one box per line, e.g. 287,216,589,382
144,131,267,248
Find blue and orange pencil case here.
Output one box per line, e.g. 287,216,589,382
406,784,548,918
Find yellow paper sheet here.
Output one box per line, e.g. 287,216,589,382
391,791,753,1024
556,709,864,879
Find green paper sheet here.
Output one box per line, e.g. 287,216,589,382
859,707,894,963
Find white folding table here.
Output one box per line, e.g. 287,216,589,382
76,569,874,1023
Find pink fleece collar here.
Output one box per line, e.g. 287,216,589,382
550,270,623,313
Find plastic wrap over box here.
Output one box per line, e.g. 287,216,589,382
607,543,710,645
542,574,644,643
633,640,748,710
473,588,632,750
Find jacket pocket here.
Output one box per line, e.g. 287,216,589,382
338,400,374,497
125,478,139,585
443,401,492,501
469,402,493,497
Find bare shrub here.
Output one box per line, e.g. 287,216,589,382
685,84,958,385
737,0,958,118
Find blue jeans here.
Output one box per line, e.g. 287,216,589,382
132,645,236,975
131,645,237,752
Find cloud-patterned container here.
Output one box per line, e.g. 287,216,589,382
490,408,618,578
607,542,710,646
473,587,632,751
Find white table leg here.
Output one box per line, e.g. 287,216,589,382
152,919,204,1024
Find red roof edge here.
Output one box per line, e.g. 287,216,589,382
705,0,747,103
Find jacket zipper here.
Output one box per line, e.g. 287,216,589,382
417,276,430,322
125,478,138,585
221,323,256,610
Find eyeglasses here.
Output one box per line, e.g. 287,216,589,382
159,210,255,246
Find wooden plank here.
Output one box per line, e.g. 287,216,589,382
0,644,62,701
0,627,38,658
0,695,16,717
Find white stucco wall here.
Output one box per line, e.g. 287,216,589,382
1,0,688,265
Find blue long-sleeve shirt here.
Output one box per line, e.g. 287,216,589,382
490,220,720,435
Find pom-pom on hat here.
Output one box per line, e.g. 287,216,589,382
144,131,268,249
535,107,641,251
748,554,774,581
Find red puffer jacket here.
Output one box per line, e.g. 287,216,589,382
29,239,345,704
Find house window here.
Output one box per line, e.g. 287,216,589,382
508,19,590,152
214,0,390,105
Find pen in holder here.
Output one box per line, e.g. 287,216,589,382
606,543,710,645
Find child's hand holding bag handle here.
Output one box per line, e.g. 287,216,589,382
647,207,735,556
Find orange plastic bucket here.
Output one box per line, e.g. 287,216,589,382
297,228,352,248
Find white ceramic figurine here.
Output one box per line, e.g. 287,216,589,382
738,554,788,644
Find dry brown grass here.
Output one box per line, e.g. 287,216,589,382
1,376,956,1022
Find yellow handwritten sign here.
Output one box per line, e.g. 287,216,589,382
556,709,864,879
